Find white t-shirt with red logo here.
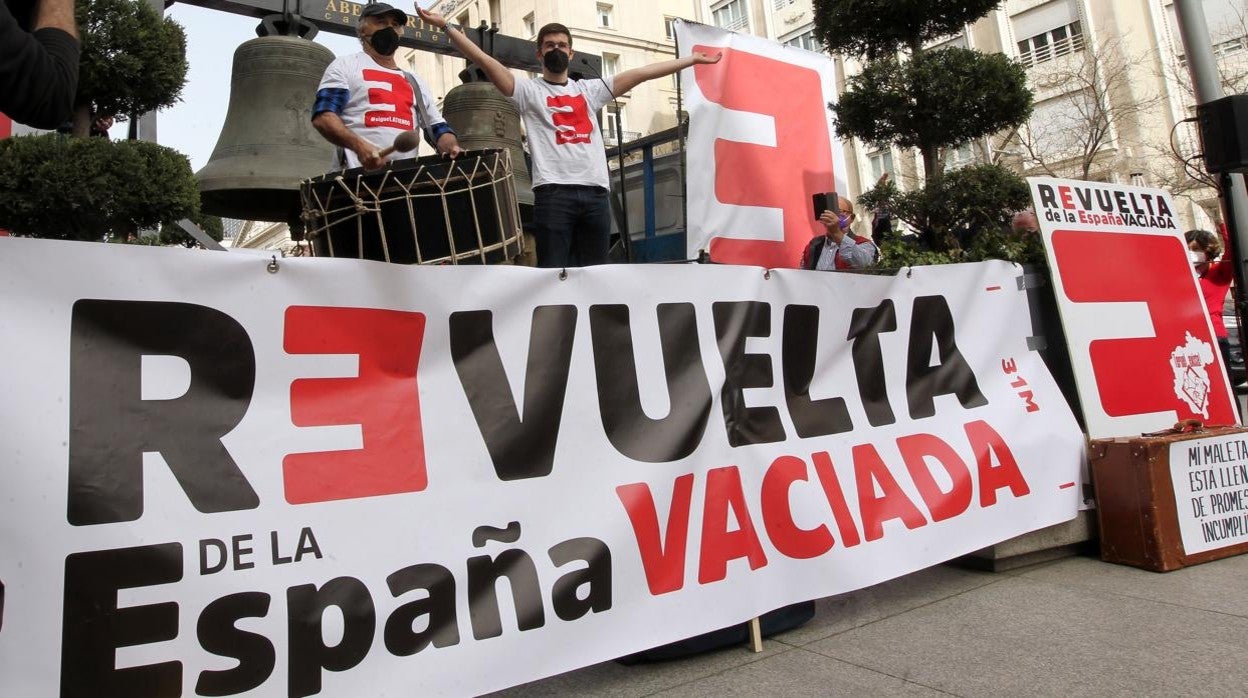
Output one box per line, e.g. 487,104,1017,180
317,52,447,170
510,76,615,191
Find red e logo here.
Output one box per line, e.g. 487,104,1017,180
1053,230,1236,426
283,306,428,504
547,94,593,144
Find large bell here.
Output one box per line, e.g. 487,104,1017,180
440,82,533,210
196,35,336,223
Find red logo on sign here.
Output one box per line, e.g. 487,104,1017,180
547,94,593,144
283,306,428,503
362,69,415,130
1052,229,1236,423
694,46,835,269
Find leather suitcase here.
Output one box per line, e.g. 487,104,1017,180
1090,424,1248,572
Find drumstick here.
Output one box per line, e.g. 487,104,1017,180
377,130,421,159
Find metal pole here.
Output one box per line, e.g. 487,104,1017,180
1175,0,1248,405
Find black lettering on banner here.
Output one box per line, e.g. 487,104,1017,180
589,303,713,462
466,548,546,640
200,538,228,575
1037,184,1058,209
61,543,183,698
384,563,460,656
548,537,613,621
286,577,376,698
449,306,577,481
782,305,853,438
905,296,988,419
195,592,275,696
67,300,259,525
713,301,786,447
847,300,899,427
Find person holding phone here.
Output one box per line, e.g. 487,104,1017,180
799,196,879,270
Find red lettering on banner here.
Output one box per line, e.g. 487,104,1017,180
854,444,928,542
1052,230,1236,424
965,419,1030,506
547,94,593,145
761,455,834,559
698,465,768,584
810,451,862,548
897,433,972,522
283,306,427,503
1058,186,1075,209
693,45,834,269
363,69,415,130
616,475,694,595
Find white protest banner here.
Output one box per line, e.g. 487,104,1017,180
1029,176,1239,439
1169,434,1248,554
0,238,1082,696
676,20,849,268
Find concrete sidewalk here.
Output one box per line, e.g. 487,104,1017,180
492,553,1248,696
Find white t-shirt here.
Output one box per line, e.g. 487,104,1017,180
317,52,447,170
509,76,615,191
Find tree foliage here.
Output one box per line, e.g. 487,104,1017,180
836,49,1032,155
860,164,1040,262
813,0,1000,59
0,134,200,241
76,0,188,129
814,0,1036,252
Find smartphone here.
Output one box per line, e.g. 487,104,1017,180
812,192,838,220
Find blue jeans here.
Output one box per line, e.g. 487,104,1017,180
533,184,611,268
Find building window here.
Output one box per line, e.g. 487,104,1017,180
523,12,535,37
783,28,818,51
601,52,620,78
772,0,796,8
945,142,977,169
664,16,677,41
1017,20,1084,67
712,0,747,32
604,105,622,144
597,3,613,28
868,149,895,184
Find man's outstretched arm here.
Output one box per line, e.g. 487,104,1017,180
416,6,515,97
611,51,721,96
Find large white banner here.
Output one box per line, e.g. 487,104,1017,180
0,238,1082,696
1028,177,1239,438
676,20,849,268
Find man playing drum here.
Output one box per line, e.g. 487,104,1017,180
312,2,462,171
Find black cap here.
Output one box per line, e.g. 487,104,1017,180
360,2,407,26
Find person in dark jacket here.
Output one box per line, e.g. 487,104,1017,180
1,0,79,129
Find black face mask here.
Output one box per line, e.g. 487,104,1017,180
368,27,400,56
543,49,569,73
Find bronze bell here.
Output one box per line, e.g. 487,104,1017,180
196,35,336,223
440,82,533,210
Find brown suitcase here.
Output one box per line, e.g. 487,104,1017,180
1090,424,1248,572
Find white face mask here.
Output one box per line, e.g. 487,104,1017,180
1190,250,1208,265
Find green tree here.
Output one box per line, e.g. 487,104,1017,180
74,0,188,135
0,134,199,241
814,0,1034,254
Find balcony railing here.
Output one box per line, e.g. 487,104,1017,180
1019,33,1085,68
604,130,642,146
717,16,748,32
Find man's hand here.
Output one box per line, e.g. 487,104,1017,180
416,6,448,29
818,210,846,243
354,141,385,170
691,51,722,65
436,132,463,159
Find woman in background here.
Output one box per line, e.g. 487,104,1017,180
1187,227,1234,375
